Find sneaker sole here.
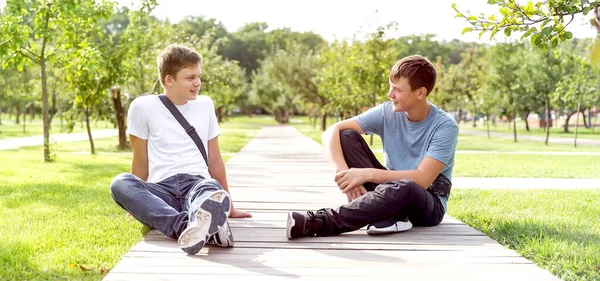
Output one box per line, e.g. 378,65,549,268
178,190,231,252
367,221,413,235
286,212,295,239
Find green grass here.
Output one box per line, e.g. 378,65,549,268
291,117,600,178
449,189,600,281
0,115,115,140
0,116,266,281
461,119,600,141
454,154,600,178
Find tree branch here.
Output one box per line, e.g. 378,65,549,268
18,48,40,63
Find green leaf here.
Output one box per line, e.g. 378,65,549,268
564,31,573,39
500,7,510,16
520,27,537,40
467,15,477,21
531,34,542,45
487,0,497,4
490,28,500,40
504,27,512,37
462,27,473,34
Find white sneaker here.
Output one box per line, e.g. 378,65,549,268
207,220,235,247
367,216,412,235
178,190,231,255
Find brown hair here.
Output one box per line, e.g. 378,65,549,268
156,44,202,86
389,55,437,95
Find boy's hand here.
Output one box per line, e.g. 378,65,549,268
229,207,252,218
346,186,368,202
335,168,372,192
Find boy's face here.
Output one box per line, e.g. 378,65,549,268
387,77,425,112
165,64,202,102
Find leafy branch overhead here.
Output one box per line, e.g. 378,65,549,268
453,0,600,50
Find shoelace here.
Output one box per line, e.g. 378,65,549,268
305,210,323,236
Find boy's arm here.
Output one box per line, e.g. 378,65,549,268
322,119,369,201
130,135,149,181
207,136,252,218
321,119,365,174
336,121,458,192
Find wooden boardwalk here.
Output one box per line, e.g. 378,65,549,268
104,125,561,281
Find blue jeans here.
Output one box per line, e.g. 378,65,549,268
109,173,223,239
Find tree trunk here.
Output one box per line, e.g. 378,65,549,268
216,106,224,123
48,91,57,124
339,111,345,121
486,114,491,139
581,109,588,128
472,114,477,127
0,107,2,125
321,112,327,131
593,105,598,135
524,112,530,132
15,103,21,124
22,109,27,133
545,99,551,146
84,109,96,155
564,112,575,133
574,94,584,148
457,109,463,124
512,108,517,142
588,107,592,129
111,88,128,150
40,11,51,162
29,103,35,122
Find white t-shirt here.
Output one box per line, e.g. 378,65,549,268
127,94,221,183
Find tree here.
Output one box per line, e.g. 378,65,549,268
453,0,591,50
0,0,113,162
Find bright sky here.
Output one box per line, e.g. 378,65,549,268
0,0,596,42
114,0,598,43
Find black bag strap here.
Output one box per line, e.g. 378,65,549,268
158,95,208,165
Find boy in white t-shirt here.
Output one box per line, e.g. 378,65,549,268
110,44,251,255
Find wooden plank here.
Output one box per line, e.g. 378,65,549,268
103,125,562,281
129,240,515,252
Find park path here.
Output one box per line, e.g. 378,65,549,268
103,125,561,281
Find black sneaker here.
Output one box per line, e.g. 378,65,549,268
366,216,412,235
286,211,323,239
207,220,234,247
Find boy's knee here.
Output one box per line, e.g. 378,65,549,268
110,173,138,196
194,178,223,191
339,129,361,144
376,179,421,197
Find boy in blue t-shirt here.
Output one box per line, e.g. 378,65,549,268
287,55,458,238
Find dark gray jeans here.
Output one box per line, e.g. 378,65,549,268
110,173,222,239
317,130,447,236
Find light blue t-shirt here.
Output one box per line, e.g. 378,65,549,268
354,102,458,212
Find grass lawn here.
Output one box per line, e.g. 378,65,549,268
0,116,272,281
0,115,115,140
291,117,600,178
460,119,600,141
449,189,600,281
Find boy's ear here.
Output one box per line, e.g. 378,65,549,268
165,75,173,86
418,87,427,99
